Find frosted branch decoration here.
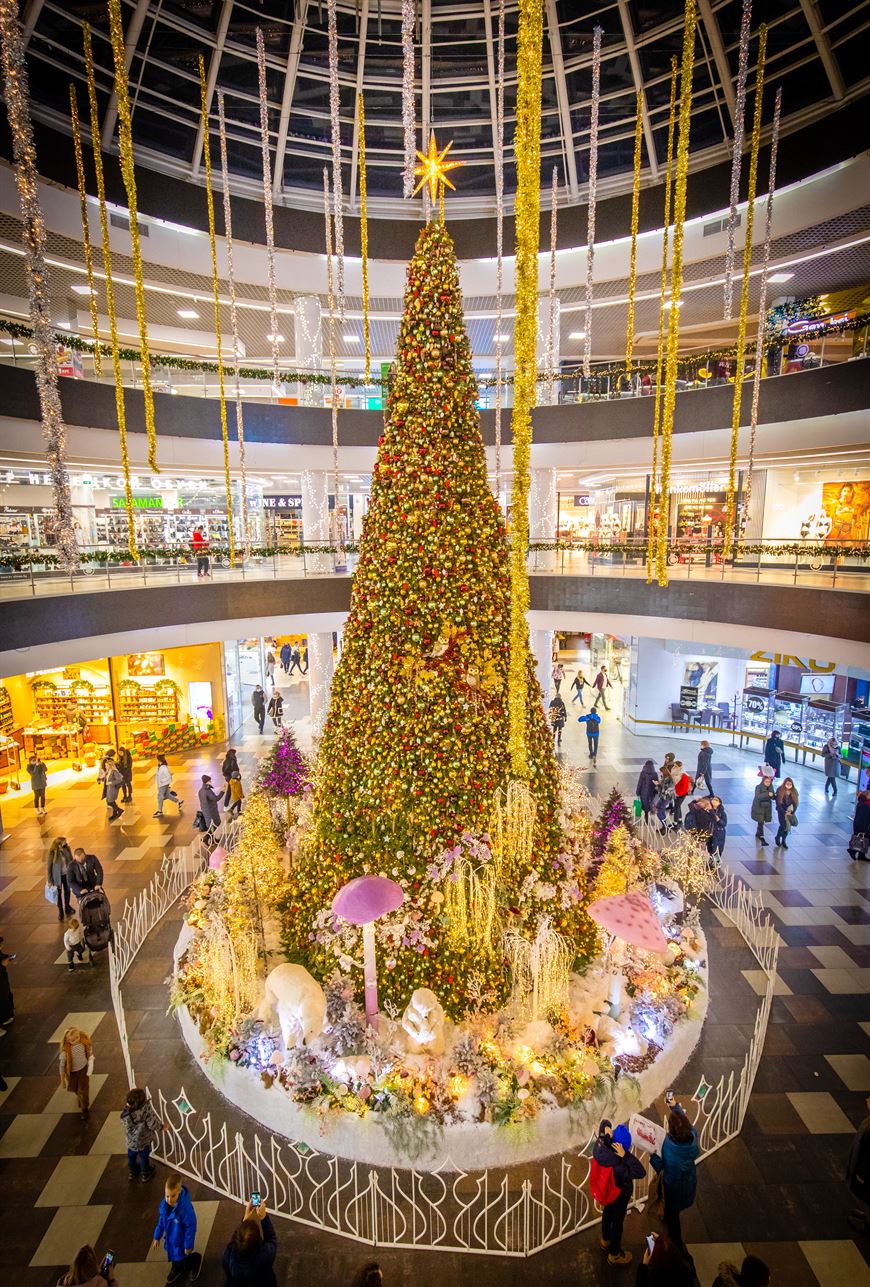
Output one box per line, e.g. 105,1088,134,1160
401,0,416,198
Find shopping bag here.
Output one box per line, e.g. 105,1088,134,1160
44,881,58,905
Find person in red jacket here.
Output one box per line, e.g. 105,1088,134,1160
672,761,692,825
192,527,210,578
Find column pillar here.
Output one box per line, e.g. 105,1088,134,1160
307,631,335,733
530,468,558,571
293,295,323,406
531,629,553,706
301,470,331,573
70,484,96,546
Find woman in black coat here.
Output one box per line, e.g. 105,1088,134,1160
763,730,783,778
849,791,870,862
636,760,659,821
708,797,728,859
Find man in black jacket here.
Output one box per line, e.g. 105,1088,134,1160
251,685,266,734
69,849,104,902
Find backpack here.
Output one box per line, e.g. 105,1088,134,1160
589,1157,621,1206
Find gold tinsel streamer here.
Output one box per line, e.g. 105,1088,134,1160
107,0,157,473
624,90,644,374
68,86,101,377
655,1,697,586
358,92,371,384
646,58,679,584
507,0,544,779
83,22,136,560
198,56,235,567
723,24,767,562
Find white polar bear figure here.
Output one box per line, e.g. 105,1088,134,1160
260,963,326,1050
402,988,446,1055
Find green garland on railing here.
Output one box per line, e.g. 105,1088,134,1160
528,539,870,560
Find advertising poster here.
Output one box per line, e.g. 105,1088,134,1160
128,651,166,677
822,481,870,543
628,1113,666,1155
683,660,718,706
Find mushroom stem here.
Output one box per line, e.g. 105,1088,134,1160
362,920,379,1030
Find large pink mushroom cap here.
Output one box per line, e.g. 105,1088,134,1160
332,874,404,925
587,890,668,954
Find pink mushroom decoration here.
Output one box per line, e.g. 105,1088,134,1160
208,846,227,871
587,890,668,954
332,875,404,1030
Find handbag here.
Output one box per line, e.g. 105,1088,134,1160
850,832,869,855
647,1169,666,1221
44,881,58,905
192,810,207,832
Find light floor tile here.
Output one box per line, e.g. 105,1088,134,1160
799,1239,870,1286
809,945,857,969
114,1266,170,1287
840,926,870,945
812,968,869,995
825,1054,870,1091
860,1022,870,1039
88,1111,128,1156
742,969,791,996
0,1075,21,1108
43,1073,108,1114
786,1091,855,1134
687,1243,745,1287
0,1112,62,1158
53,947,100,966
36,1154,109,1207
47,1011,107,1043
145,1199,220,1261
30,1205,111,1266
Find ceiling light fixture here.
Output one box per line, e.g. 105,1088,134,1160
494,333,509,342
568,331,586,339
71,283,92,295
768,272,794,283
343,334,360,343
177,309,199,319
266,333,285,343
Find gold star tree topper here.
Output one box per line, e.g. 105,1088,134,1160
413,132,464,202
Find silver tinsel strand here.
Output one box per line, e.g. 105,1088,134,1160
493,0,505,484
326,0,346,316
723,0,752,320
401,0,416,199
546,165,559,405
583,25,602,378
323,168,340,512
256,28,281,384
0,0,77,569
217,89,250,557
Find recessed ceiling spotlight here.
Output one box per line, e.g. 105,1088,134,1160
266,333,285,343
178,309,199,319
768,272,794,283
568,331,586,339
71,283,92,295
343,334,360,343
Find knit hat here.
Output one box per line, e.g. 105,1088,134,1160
612,1123,632,1150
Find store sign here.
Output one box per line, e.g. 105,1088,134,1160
749,650,835,672
785,310,854,335
573,495,591,506
111,495,163,510
263,495,303,511
745,694,768,714
680,685,699,710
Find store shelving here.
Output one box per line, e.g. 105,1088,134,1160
32,683,112,724
0,687,13,734
804,699,847,753
117,681,181,724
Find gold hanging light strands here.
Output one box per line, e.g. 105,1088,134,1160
198,55,235,568
723,23,767,563
655,0,698,587
83,21,136,561
646,57,679,584
493,0,506,485
624,89,644,375
107,0,158,474
357,92,371,384
68,85,101,378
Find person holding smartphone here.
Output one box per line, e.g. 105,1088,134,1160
634,1231,697,1285
222,1195,278,1286
55,1244,117,1285
650,1092,700,1248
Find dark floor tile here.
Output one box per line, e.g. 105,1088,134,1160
746,1094,807,1135
769,890,813,907
833,905,870,925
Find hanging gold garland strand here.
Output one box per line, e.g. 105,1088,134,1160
656,0,698,586
68,85,101,377
624,89,644,374
357,92,371,384
646,58,678,584
508,0,545,779
198,56,235,568
107,0,158,473
217,89,250,558
493,0,506,485
723,23,767,562
83,22,136,560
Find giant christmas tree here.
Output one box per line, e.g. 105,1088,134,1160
285,221,569,1015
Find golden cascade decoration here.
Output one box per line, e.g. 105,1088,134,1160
507,0,544,779
646,58,679,583
443,855,501,959
198,55,235,567
68,86,101,377
723,24,767,562
655,3,698,587
107,0,158,473
490,779,537,885
83,23,136,560
624,89,644,374
358,92,371,384
505,916,572,1021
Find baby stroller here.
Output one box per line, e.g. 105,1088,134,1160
79,888,114,960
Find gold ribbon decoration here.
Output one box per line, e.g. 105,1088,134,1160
68,85,101,377
358,92,371,385
624,89,644,374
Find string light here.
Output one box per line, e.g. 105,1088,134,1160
493,0,506,484
83,22,136,560
323,167,340,513
582,25,602,378
68,85,101,377
0,0,78,569
217,89,250,557
624,90,643,374
107,0,158,473
326,0,345,316
656,0,698,586
723,0,753,320
401,0,416,198
358,92,371,384
545,165,559,406
256,28,280,385
723,24,767,562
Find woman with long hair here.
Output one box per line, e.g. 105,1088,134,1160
650,1098,700,1248
58,1025,93,1120
774,777,799,849
56,1243,117,1285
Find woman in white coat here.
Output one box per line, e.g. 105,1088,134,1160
153,755,183,818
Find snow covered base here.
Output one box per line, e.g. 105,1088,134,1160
175,928,709,1171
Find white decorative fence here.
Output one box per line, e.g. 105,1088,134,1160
108,829,779,1256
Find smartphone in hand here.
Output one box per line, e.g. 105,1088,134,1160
250,1191,261,1208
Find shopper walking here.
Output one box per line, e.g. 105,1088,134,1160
56,1244,118,1285
47,837,74,920
774,777,799,849
693,740,714,796
849,791,870,862
712,1255,770,1287
27,751,48,816
708,797,728,860
152,1173,200,1283
548,694,567,749
592,665,612,710
577,709,601,761
122,1087,163,1182
592,1119,645,1266
64,918,89,970
227,772,245,820
221,748,239,788
301,644,309,673
763,729,784,778
268,690,284,729
751,776,775,845
96,751,115,800
552,662,565,695
659,751,676,781
252,685,267,734
0,937,15,1033
222,1199,278,1286
287,646,301,676
280,641,292,674
68,850,103,903
846,1093,870,1230
570,670,588,706
59,1025,93,1119
265,650,276,687
656,772,677,832
154,755,183,818
192,526,209,578
636,760,659,821
198,775,222,838
116,745,134,803
823,736,841,798
104,759,124,822
650,1096,699,1247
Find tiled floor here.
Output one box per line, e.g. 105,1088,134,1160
1,666,869,1284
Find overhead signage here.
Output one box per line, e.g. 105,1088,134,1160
573,495,591,506
749,650,834,672
263,495,303,511
785,310,854,335
110,495,163,509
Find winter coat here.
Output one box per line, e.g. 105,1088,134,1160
636,766,658,812
548,698,567,730
280,643,291,667
751,783,774,824
577,712,601,735
267,694,283,720
775,793,798,830
27,758,48,790
68,853,103,899
153,1184,197,1261
121,1099,162,1151
222,1216,278,1286
198,783,221,828
117,748,133,781
696,745,713,776
853,799,870,839
156,764,172,790
252,690,266,717
47,843,73,886
592,1123,645,1197
684,802,714,837
823,743,840,777
763,735,783,773
710,804,728,850
228,776,244,805
846,1112,870,1203
673,772,692,799
104,765,123,805
650,1108,699,1211
222,752,238,781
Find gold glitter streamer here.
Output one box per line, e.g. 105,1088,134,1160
69,85,101,377
83,22,136,559
508,0,544,779
723,24,767,562
624,89,643,374
358,92,371,384
656,1,697,586
107,0,157,473
198,56,235,568
646,58,678,584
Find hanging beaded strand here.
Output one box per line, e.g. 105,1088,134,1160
582,25,602,378
723,0,753,320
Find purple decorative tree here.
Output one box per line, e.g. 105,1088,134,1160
257,729,309,822
591,787,635,864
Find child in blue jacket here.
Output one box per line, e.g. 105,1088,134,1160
152,1173,201,1283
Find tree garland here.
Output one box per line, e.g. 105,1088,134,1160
326,0,345,316
401,0,416,199
545,165,559,406
493,0,506,484
68,85,101,377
